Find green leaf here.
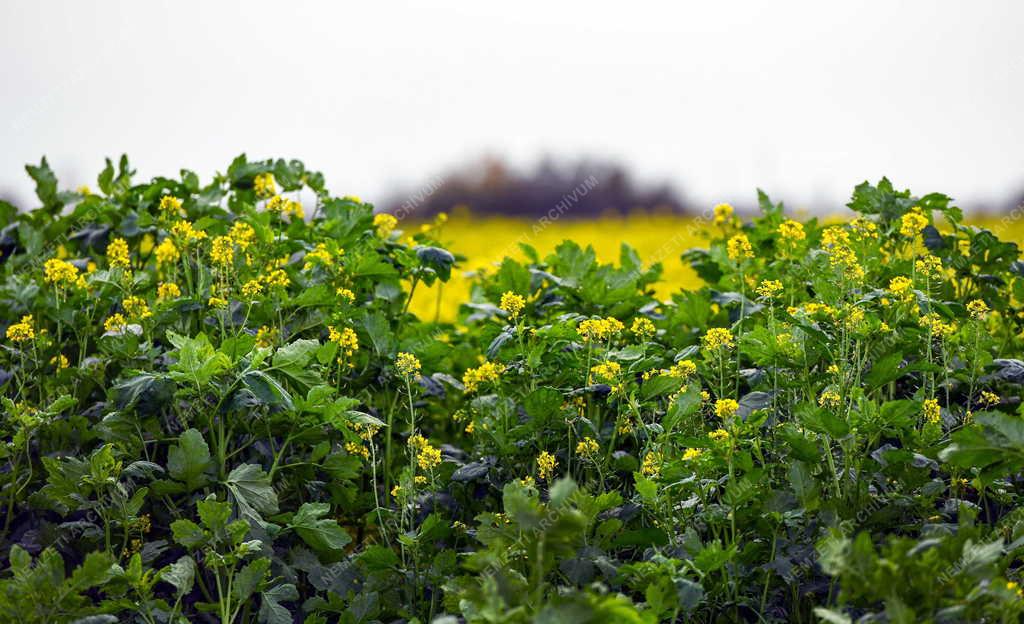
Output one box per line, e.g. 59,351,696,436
232,557,270,602
259,583,299,624
288,502,352,554
160,556,196,597
171,519,207,549
167,428,212,491
226,464,279,516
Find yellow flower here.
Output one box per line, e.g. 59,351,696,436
702,327,734,350
208,296,228,309
253,172,276,198
158,195,183,216
241,279,264,299
590,360,621,382
537,451,557,480
416,443,442,471
666,359,697,378
915,254,943,279
966,299,989,319
499,291,525,319
818,390,841,409
577,317,624,342
229,221,256,250
726,233,753,261
1006,581,1023,598
336,287,356,303
755,279,783,300
641,451,662,477
826,364,839,375
887,276,913,301
210,236,234,266
715,399,739,419
391,485,402,498
630,317,656,339
328,326,359,356
6,315,35,342
345,441,369,460
922,398,941,424
464,420,475,434
682,448,703,462
170,220,207,244
396,352,421,377
709,428,730,441
900,208,929,238
261,268,290,288
157,282,181,300
155,238,180,265
303,243,335,270
255,325,278,348
44,258,81,287
122,296,152,320
463,360,506,393
374,213,398,237
106,238,131,269
576,436,599,458
51,353,69,369
103,313,128,332
778,220,806,246
980,390,999,407
713,203,734,225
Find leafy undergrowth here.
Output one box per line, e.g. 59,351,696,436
2,157,1024,623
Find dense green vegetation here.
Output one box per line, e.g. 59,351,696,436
2,156,1024,623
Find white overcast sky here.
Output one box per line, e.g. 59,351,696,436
1,1,1022,212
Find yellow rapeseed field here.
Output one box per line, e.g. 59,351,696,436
409,212,1024,321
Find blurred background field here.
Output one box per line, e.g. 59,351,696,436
407,212,1024,322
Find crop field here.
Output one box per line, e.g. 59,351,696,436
2,156,1024,623
408,213,1024,323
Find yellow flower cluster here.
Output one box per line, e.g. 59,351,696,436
155,238,179,265
778,220,806,246
6,315,34,342
122,296,152,320
210,236,234,266
900,208,929,238
630,317,655,339
396,352,421,377
576,436,599,457
345,441,369,460
267,195,304,219
709,428,730,441
726,233,753,261
158,195,183,216
241,279,264,299
253,172,276,198
157,282,181,300
818,390,841,409
887,276,914,302
44,258,81,287
463,360,505,393
261,268,290,289
373,213,398,237
537,450,557,480
104,313,128,332
979,390,999,407
850,217,879,240
208,296,228,309
328,326,359,356
303,243,336,270
702,327,734,350
682,448,703,461
412,438,442,471
966,298,989,319
107,238,131,269
641,451,662,477
255,325,278,348
229,221,256,250
755,279,783,299
922,398,941,424
499,291,525,319
715,398,739,419
577,316,624,342
336,287,356,303
170,220,207,244
590,360,621,382
915,254,944,279
918,312,957,338
666,359,697,378
713,203,734,225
